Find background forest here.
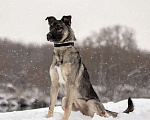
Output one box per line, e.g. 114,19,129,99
0,25,150,112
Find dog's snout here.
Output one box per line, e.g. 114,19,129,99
47,32,52,41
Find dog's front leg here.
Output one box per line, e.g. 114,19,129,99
62,85,74,120
61,64,76,120
46,66,59,118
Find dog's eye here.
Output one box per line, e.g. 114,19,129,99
50,22,55,27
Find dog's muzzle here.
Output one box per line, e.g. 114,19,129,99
47,32,52,41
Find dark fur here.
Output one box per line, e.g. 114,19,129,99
45,15,134,120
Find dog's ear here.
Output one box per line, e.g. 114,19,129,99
45,16,56,25
61,15,72,26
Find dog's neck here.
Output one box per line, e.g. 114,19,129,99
63,27,76,43
53,42,77,56
54,42,74,47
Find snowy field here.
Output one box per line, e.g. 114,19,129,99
0,98,150,120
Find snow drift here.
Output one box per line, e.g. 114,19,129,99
0,98,150,120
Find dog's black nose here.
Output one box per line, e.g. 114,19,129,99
47,32,52,41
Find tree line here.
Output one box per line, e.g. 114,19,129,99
0,25,150,102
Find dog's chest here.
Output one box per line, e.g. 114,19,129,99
55,66,66,86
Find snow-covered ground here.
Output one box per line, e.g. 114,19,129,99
0,98,150,120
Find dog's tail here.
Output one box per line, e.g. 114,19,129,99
106,97,134,117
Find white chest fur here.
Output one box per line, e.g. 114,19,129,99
55,66,65,86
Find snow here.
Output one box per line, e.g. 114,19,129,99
0,99,150,120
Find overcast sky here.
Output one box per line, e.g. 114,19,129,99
0,0,150,51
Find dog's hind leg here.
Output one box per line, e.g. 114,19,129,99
61,97,68,111
46,67,60,118
73,99,107,117
73,99,89,116
87,99,107,117
62,97,78,111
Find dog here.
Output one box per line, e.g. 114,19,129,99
45,15,134,120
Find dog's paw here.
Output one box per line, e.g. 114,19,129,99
46,114,52,118
61,116,69,120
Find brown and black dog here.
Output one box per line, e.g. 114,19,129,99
45,15,134,120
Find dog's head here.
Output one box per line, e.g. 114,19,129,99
45,15,76,43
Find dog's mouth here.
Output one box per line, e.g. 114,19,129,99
47,31,63,42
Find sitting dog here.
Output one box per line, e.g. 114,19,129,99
45,15,134,120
